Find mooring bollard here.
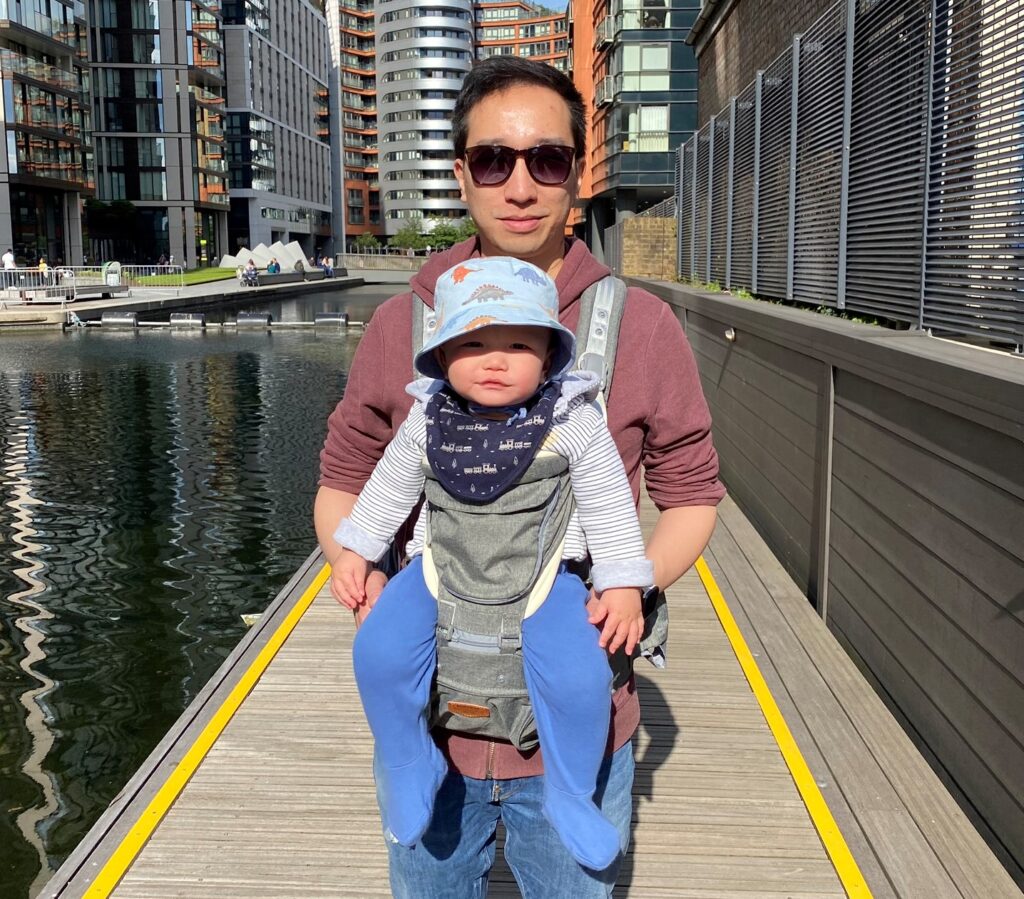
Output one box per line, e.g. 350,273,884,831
313,312,349,329
169,312,206,329
100,311,138,329
235,312,272,328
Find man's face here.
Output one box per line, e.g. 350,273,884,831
454,84,580,277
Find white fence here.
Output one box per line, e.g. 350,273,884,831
0,264,184,307
342,252,427,272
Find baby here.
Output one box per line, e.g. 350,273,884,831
332,256,653,871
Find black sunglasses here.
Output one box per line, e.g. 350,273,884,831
463,144,577,187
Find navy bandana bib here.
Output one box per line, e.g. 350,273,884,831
425,382,560,503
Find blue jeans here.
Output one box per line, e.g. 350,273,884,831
379,741,635,898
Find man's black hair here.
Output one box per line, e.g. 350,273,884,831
451,58,587,160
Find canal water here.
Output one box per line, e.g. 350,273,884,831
0,284,394,898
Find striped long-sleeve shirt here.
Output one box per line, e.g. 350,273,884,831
335,373,654,593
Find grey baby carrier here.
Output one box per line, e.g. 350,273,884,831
411,275,666,750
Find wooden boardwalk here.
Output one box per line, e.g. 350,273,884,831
43,497,1021,898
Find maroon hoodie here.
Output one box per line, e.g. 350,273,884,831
320,236,723,778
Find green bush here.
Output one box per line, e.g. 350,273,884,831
353,233,381,251
388,218,429,250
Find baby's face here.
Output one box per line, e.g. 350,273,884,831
437,325,551,407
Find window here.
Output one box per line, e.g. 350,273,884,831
618,44,669,91
626,105,668,152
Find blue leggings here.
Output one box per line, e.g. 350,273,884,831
352,556,619,870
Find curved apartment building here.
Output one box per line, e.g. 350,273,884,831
375,0,473,236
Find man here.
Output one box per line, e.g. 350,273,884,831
316,57,723,897
2,247,15,291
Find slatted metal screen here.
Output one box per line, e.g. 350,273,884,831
730,83,758,292
694,124,712,283
710,111,731,285
756,48,794,299
923,0,1024,343
793,3,847,307
846,0,932,321
675,0,1024,351
678,142,695,280
674,144,685,280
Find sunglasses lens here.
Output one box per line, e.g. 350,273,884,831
467,147,514,186
527,146,574,185
465,146,575,186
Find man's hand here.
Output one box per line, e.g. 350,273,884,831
587,586,644,656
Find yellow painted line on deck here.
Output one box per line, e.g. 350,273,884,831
84,564,331,897
694,555,872,898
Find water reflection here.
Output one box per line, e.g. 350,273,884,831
0,285,391,897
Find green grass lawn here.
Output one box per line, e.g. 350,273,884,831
132,268,238,286
177,268,239,285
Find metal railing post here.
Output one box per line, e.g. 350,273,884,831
675,145,684,279
918,0,940,332
788,35,801,301
836,0,856,310
706,114,716,282
752,71,763,294
690,137,698,280
726,97,736,289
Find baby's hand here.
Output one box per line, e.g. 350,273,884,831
330,548,372,611
587,586,644,655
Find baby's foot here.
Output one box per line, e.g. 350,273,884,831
543,783,621,871
379,742,448,846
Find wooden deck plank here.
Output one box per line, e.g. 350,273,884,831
707,496,1022,899
109,501,843,897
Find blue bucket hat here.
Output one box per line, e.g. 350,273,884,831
415,257,575,381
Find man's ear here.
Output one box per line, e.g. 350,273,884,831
454,157,467,202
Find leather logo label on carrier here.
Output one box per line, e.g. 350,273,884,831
448,701,490,719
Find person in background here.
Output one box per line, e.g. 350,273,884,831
241,258,259,287
316,56,723,897
321,255,334,278
2,247,15,290
267,257,281,274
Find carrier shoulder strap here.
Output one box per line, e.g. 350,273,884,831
411,292,439,379
413,275,628,396
573,275,628,399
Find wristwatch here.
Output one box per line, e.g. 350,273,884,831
641,585,662,617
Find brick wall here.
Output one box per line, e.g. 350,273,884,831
696,0,837,125
621,217,677,281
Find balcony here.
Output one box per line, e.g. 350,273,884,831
595,76,613,106
596,15,614,48
0,49,81,93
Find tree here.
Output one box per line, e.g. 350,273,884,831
456,216,479,242
353,232,381,251
388,218,429,250
425,219,460,250
426,216,478,250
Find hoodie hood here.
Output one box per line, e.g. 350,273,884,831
409,236,612,323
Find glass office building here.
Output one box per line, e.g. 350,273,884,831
223,0,332,258
0,0,93,265
89,1,228,266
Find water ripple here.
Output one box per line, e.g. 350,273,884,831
3,413,59,895
0,310,371,897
